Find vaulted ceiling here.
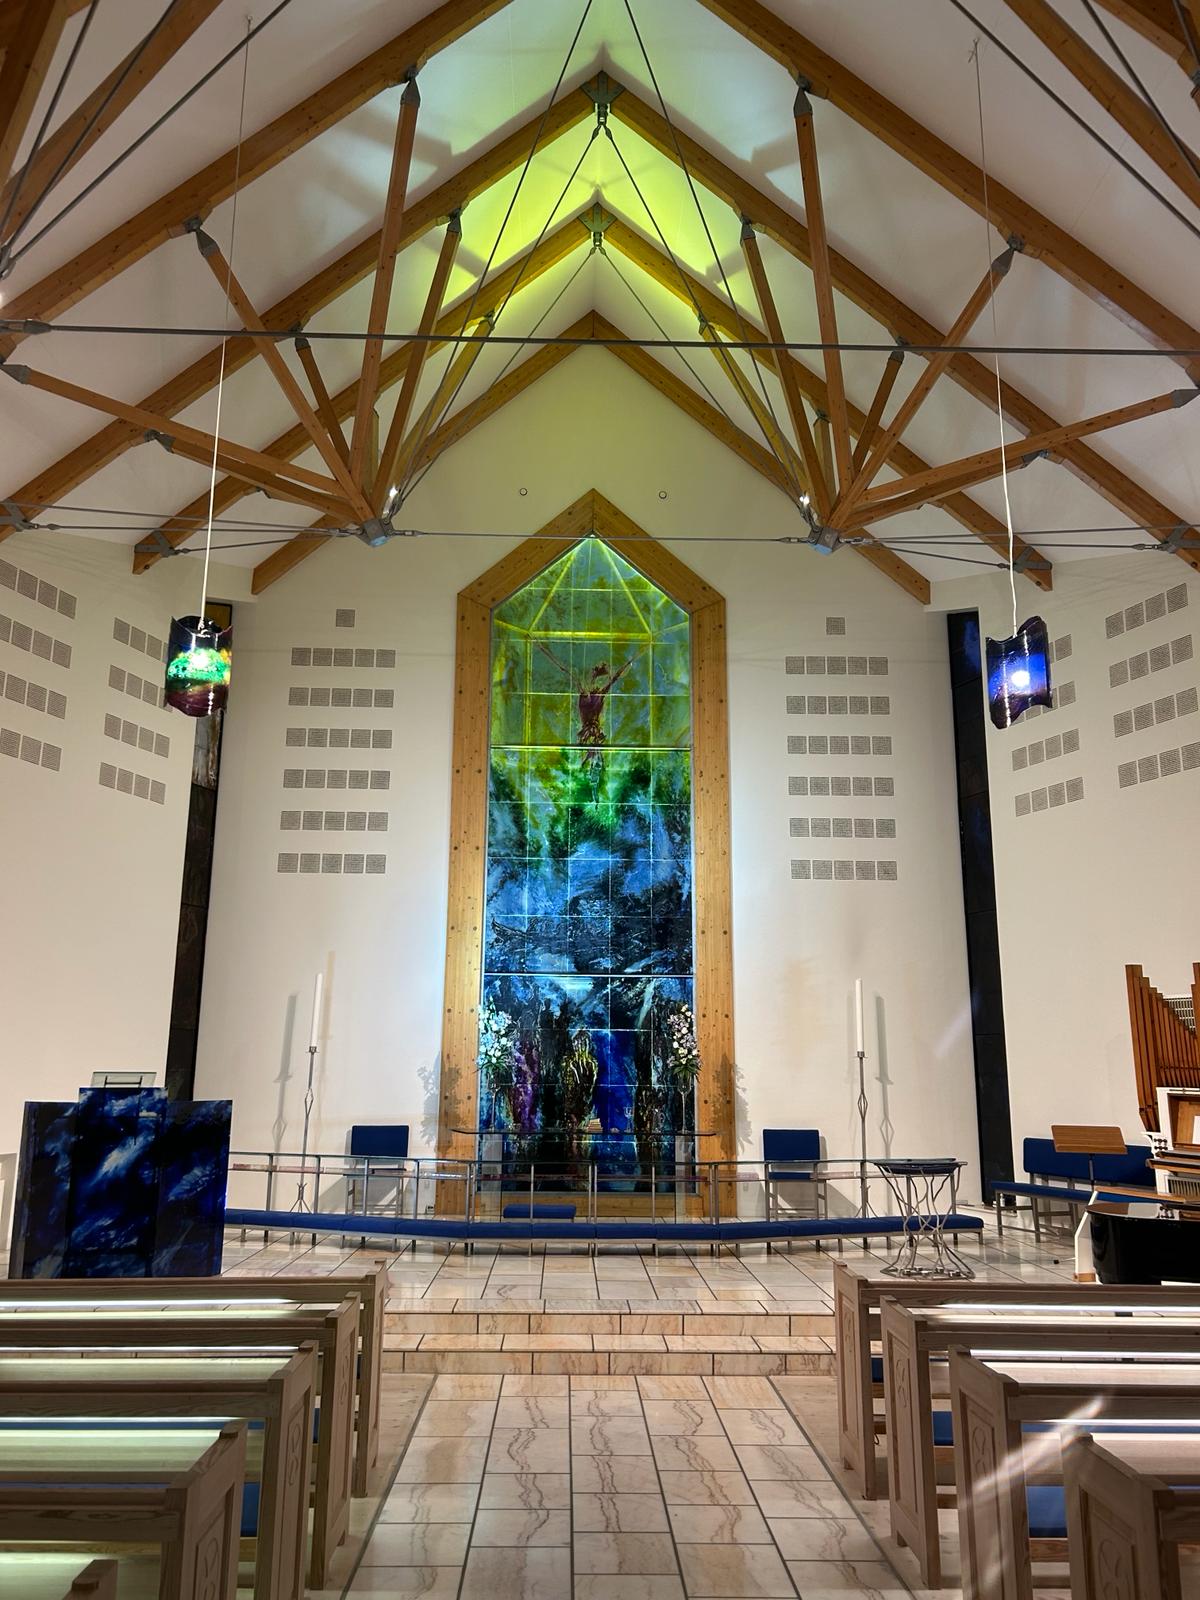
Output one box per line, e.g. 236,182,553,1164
0,0,1196,603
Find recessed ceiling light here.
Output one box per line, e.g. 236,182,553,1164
658,490,668,500
518,487,528,497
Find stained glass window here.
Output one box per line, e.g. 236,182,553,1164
481,538,694,1181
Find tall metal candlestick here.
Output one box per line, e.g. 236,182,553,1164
294,973,322,1213
855,980,870,1217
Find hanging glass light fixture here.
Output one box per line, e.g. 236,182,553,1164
985,614,1052,728
165,615,231,716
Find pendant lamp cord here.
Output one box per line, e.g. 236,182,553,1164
970,40,1019,635
199,15,253,621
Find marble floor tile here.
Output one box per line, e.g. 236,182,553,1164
573,1577,686,1600
358,1522,472,1566
572,1416,654,1456
783,1559,911,1597
571,1389,646,1418
573,1493,671,1532
395,1436,490,1483
346,1566,463,1598
486,1425,571,1474
494,1394,569,1428
635,1376,710,1400
668,1502,773,1544
428,1374,502,1401
650,1433,740,1474
459,1545,572,1599
571,1375,640,1391
500,1373,569,1395
470,1508,571,1546
719,1408,806,1447
751,1479,853,1518
657,1470,757,1506
380,1483,481,1523
735,1443,824,1481
413,1400,497,1437
573,1532,681,1575
769,1517,882,1562
641,1397,726,1439
477,1471,571,1509
572,1454,663,1495
675,1541,794,1597
703,1377,781,1408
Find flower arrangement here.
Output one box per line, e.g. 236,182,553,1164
660,1001,701,1095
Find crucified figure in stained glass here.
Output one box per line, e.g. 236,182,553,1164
536,642,644,751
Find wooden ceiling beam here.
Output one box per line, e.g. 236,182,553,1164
603,215,1053,586
852,347,904,472
840,246,1016,513
375,213,463,507
351,75,421,487
591,311,931,603
193,229,374,519
606,81,1194,571
381,313,495,501
3,97,593,544
1001,0,1200,205
793,82,853,494
248,518,342,595
294,336,350,464
0,0,72,189
0,0,225,242
691,0,1200,377
134,220,586,572
739,221,828,514
0,0,520,355
698,318,810,499
1091,0,1200,91
0,361,356,509
856,386,1197,524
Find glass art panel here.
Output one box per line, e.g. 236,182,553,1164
986,614,1052,728
481,539,695,1183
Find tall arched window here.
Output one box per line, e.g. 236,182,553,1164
480,536,694,1182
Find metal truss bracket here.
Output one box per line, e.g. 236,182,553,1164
145,428,175,453
1012,546,1038,572
0,319,50,336
135,528,181,559
586,202,614,252
583,71,623,128
1,499,35,532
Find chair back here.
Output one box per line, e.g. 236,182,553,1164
762,1128,820,1164
349,1124,409,1159
1022,1135,1151,1186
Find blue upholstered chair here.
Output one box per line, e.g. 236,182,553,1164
347,1124,410,1215
763,1129,823,1221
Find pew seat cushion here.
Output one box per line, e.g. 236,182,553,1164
1026,1484,1067,1539
932,1410,954,1447
993,1181,1150,1206
501,1203,576,1219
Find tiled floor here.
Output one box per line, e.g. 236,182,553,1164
218,1217,1081,1597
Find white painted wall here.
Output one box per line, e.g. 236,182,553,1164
192,353,980,1210
946,555,1200,1164
0,530,248,1230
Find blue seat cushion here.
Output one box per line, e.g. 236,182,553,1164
502,1203,576,1219
767,1170,815,1181
870,1355,883,1383
993,1182,1143,1205
1026,1484,1066,1539
932,1410,954,1447
242,1479,260,1538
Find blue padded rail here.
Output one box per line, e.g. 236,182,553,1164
502,1203,576,1219
992,1182,1147,1206
227,1207,982,1245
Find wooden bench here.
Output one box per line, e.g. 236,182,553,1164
0,1259,387,1495
0,1299,356,1588
0,1421,245,1600
832,1260,1200,1497
1064,1432,1200,1600
0,1555,118,1599
949,1352,1200,1600
0,1349,315,1600
881,1297,1200,1585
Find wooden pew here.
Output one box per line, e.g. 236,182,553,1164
1064,1432,1200,1600
881,1297,1200,1585
0,1349,315,1600
0,1300,356,1588
833,1259,1200,1497
0,1556,118,1599
949,1352,1200,1600
0,1421,245,1600
0,1259,388,1495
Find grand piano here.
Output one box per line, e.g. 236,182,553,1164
1088,1197,1200,1285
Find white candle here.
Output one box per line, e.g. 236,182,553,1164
854,978,865,1056
309,972,323,1051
